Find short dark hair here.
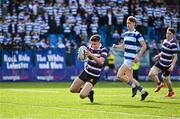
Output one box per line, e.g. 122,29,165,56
167,27,175,34
90,34,101,42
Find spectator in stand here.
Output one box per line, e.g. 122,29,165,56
8,20,17,37
163,12,171,31
63,20,72,38
0,32,5,46
135,10,143,33
38,38,50,49
64,36,76,66
154,16,164,42
142,12,148,35
48,15,57,34
104,49,117,80
24,31,32,49
114,7,124,32
111,29,120,44
57,37,65,49
13,33,23,49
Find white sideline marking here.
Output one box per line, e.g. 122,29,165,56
6,89,60,93
97,94,180,100
1,102,180,119
4,89,180,100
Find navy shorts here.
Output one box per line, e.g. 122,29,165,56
78,70,99,86
155,62,170,76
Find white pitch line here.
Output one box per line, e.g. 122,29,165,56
97,94,180,100
1,102,180,119
4,89,180,100
5,89,60,93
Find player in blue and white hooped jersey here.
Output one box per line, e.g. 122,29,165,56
148,28,178,97
70,34,108,103
113,16,148,101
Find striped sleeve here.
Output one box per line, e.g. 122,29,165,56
101,47,108,58
136,32,144,42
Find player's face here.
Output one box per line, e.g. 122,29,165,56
126,20,135,31
91,40,100,49
166,30,173,40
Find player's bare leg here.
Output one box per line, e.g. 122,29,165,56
163,75,174,97
149,66,164,92
117,64,131,83
70,78,84,93
117,64,148,100
80,82,94,103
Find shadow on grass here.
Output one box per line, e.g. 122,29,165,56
146,99,180,105
83,102,160,109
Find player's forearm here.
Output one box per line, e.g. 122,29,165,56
90,54,104,65
114,44,124,49
138,43,147,57
171,54,177,67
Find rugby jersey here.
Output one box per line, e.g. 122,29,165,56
85,44,108,77
124,30,144,61
159,39,177,67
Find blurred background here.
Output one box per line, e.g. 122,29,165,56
0,0,179,82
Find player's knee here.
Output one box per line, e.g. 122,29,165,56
117,74,123,81
162,75,170,81
148,71,155,78
70,88,76,93
79,93,86,99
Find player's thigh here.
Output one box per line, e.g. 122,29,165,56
125,68,133,79
80,82,93,97
70,77,85,92
117,63,129,77
149,65,161,76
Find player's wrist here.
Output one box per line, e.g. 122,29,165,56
113,44,116,48
171,65,174,68
137,53,141,57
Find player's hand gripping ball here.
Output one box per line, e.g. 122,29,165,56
78,46,87,61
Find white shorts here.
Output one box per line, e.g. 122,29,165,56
124,59,134,69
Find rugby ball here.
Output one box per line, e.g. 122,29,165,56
77,46,87,61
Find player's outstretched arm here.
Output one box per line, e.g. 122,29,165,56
112,41,124,49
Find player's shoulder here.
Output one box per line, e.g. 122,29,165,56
171,39,177,44
135,30,141,34
124,30,141,35
100,44,107,51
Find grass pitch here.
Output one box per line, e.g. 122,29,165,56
0,82,180,119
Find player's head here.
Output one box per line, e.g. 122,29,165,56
90,34,101,49
166,27,175,40
126,16,136,31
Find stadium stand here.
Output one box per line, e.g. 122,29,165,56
0,0,179,68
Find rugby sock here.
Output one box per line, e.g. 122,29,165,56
157,82,161,85
137,86,145,94
78,88,82,93
128,80,136,88
169,89,172,92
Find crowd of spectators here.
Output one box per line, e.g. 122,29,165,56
0,0,179,65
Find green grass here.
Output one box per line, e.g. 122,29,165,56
0,82,180,119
